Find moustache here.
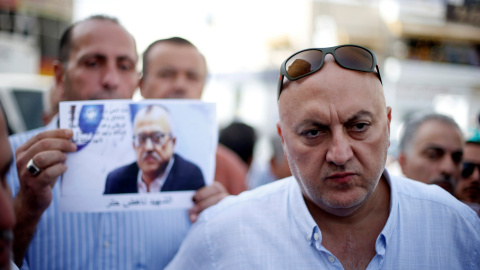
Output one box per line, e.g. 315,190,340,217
141,151,161,162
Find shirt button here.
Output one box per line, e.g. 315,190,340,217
314,233,319,241
104,241,110,248
328,256,335,263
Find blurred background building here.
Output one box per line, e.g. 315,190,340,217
1,0,479,162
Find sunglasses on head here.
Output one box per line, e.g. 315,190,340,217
461,162,480,178
277,44,382,99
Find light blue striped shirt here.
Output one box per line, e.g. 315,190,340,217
7,121,191,270
167,171,480,270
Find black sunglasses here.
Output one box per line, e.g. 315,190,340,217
461,162,480,178
277,44,382,99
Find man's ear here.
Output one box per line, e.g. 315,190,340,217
276,122,284,144
387,106,392,148
53,60,67,100
276,122,288,160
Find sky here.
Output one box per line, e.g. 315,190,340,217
73,0,309,75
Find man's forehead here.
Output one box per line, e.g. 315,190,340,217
279,61,383,113
464,144,480,160
149,43,205,69
70,19,137,59
414,130,463,156
135,109,170,127
415,120,463,144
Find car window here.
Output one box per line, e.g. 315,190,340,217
11,89,44,131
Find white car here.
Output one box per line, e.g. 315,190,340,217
0,73,53,134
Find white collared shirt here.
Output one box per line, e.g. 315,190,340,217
137,156,175,193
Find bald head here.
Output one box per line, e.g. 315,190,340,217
278,55,386,119
276,54,390,216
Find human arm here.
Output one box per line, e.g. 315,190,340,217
12,129,76,266
189,181,228,223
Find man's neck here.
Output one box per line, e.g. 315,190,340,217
305,177,391,270
143,169,166,187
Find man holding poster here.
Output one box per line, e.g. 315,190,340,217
6,15,227,270
104,104,205,194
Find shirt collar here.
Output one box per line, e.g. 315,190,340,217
137,156,175,193
290,169,397,253
288,177,319,245
377,169,397,254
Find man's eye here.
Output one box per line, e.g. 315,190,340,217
425,149,443,160
452,152,463,165
118,61,134,71
187,73,200,81
351,122,369,132
85,60,99,67
302,129,321,138
159,70,175,78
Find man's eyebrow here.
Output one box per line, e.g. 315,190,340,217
422,145,445,152
346,110,374,122
117,55,135,62
78,53,105,61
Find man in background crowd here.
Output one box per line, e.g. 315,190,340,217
456,138,480,214
398,112,464,194
247,134,291,189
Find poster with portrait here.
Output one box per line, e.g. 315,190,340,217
58,99,217,212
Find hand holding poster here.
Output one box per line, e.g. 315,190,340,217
59,100,217,212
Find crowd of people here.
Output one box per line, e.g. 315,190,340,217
0,14,478,270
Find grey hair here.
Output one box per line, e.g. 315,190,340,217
134,104,175,136
399,112,461,154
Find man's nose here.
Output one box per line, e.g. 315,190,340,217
471,166,480,182
439,155,460,179
101,63,120,90
145,138,154,150
172,74,189,91
325,131,353,166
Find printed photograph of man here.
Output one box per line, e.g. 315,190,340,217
104,104,205,194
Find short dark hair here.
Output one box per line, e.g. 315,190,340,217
399,112,461,154
219,121,257,165
141,37,202,77
58,15,121,64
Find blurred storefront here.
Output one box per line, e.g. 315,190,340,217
0,0,72,75
0,0,71,133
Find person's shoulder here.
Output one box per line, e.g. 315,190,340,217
198,177,294,223
216,144,247,170
173,153,199,168
107,162,137,178
391,174,479,224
